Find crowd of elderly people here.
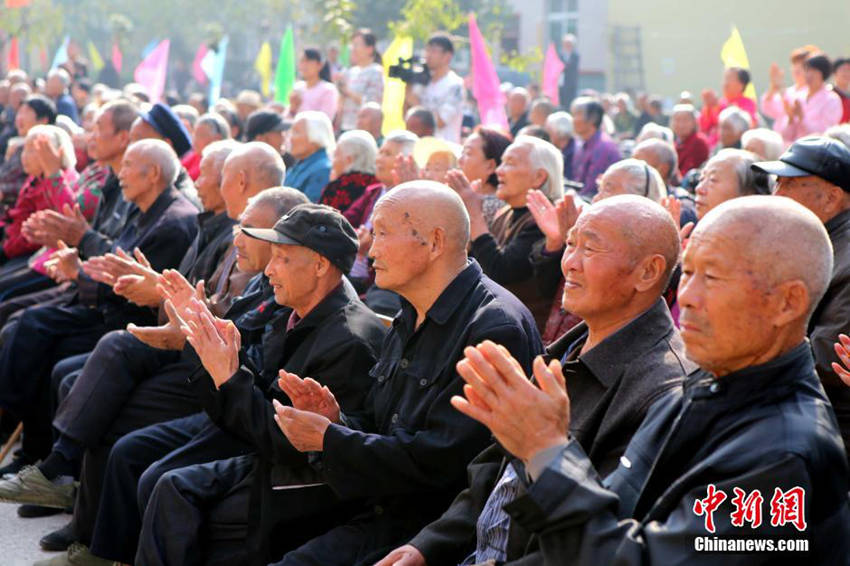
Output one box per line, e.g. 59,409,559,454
0,32,848,566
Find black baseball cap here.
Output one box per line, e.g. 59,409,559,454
245,110,290,141
141,103,192,157
242,203,358,273
752,136,850,192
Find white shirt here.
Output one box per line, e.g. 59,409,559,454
414,70,465,143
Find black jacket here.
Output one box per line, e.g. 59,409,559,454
177,210,236,286
313,260,543,565
408,299,692,565
505,342,850,565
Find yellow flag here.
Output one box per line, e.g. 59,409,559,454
381,36,413,135
87,41,104,72
720,26,756,101
254,41,273,98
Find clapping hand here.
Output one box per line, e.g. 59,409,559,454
832,334,850,387
43,240,81,283
393,155,421,185
527,189,580,253
127,300,188,351
178,297,241,388
112,248,162,307
157,269,206,319
277,370,341,423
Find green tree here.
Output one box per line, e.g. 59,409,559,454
0,0,63,72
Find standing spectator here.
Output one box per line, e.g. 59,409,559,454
699,67,757,145
291,48,340,122
670,104,710,175
506,87,530,139
544,111,575,180
44,68,79,125
762,44,820,140
70,78,91,118
405,33,465,143
833,57,850,123
338,29,384,133
570,97,621,198
286,111,334,202
558,33,580,108
320,129,379,213
772,53,843,143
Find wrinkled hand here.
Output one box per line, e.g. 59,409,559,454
832,334,850,387
278,371,341,423
451,341,569,464
34,135,63,177
528,189,580,253
43,240,81,282
112,248,161,306
445,169,484,215
179,298,241,388
24,204,88,248
272,399,331,452
127,300,187,350
393,155,421,185
355,226,373,257
157,269,206,318
374,545,427,566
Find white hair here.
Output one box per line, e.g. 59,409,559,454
671,103,699,120
825,125,850,149
546,111,574,139
47,68,71,87
383,130,419,156
637,122,674,143
295,111,336,153
27,124,76,170
514,135,564,202
172,104,200,129
603,158,666,203
128,138,180,187
718,106,751,135
336,130,378,175
196,112,232,139
201,139,241,169
509,87,530,102
741,128,785,160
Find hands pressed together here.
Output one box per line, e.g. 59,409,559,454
527,189,581,253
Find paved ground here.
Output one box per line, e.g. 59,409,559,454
0,442,73,566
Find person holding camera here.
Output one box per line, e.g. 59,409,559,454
405,33,465,144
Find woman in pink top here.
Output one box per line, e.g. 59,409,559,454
289,48,341,123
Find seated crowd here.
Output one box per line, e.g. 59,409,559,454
0,31,849,566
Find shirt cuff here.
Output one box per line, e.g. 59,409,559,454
527,442,570,481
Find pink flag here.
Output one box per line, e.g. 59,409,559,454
192,43,209,85
112,41,123,74
468,14,508,132
134,39,169,102
543,43,565,106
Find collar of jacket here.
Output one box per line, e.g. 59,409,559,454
293,147,329,170
547,298,674,388
196,210,235,238
285,277,360,333
396,259,483,329
136,185,181,229
684,341,815,410
825,208,850,239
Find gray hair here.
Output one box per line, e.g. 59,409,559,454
47,68,71,87
201,139,241,169
336,130,378,175
604,158,666,203
514,135,564,201
711,149,770,196
197,112,232,139
825,125,850,150
637,122,674,143
27,124,76,170
545,111,574,140
172,104,200,129
295,111,336,153
128,138,180,187
718,106,751,135
246,186,310,219
383,130,419,156
509,87,530,103
671,103,699,120
633,138,678,184
741,128,785,160
570,96,604,129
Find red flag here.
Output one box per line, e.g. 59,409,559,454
134,39,170,102
39,47,48,72
468,14,508,132
112,41,123,74
192,43,209,85
542,43,565,106
7,37,20,70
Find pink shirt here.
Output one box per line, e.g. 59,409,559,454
761,84,842,143
294,80,340,122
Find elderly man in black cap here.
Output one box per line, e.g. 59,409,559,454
245,109,290,153
135,203,388,566
752,135,850,463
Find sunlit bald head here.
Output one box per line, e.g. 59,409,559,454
678,195,832,376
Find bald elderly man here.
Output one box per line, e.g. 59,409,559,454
446,195,850,564
210,181,541,566
754,136,850,464
378,195,694,566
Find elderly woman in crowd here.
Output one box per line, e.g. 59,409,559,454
0,124,77,264
544,112,575,180
319,129,380,213
337,29,384,133
741,127,785,160
456,127,512,228
715,106,751,152
180,112,231,180
670,104,710,176
286,110,335,202
0,94,57,210
449,135,563,331
694,148,770,219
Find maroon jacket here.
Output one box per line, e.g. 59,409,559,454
342,182,385,228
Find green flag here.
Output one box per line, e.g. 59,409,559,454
339,41,350,67
274,27,296,103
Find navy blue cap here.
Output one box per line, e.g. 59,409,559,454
141,103,192,158
752,136,850,192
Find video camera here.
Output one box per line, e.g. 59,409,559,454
388,57,431,86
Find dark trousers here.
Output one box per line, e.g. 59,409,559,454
0,281,73,330
0,260,54,302
0,304,112,458
90,412,252,564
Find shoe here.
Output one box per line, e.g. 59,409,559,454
40,520,76,551
19,503,65,518
32,549,72,566
0,465,75,508
32,543,120,566
0,452,36,478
